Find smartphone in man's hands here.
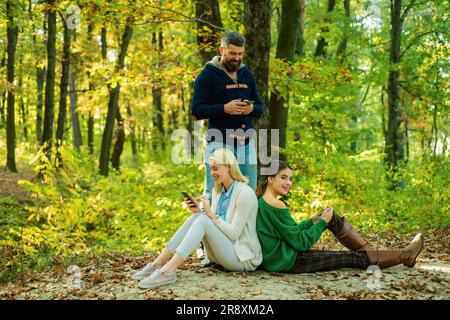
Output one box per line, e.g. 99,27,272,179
243,99,254,105
182,191,199,209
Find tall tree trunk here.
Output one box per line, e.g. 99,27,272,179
69,62,82,150
311,0,337,148
0,56,6,127
6,0,19,172
151,31,165,151
295,0,306,59
269,0,301,150
36,66,45,142
336,0,351,64
381,87,387,152
41,0,57,164
314,0,337,58
99,19,133,176
87,23,96,155
405,115,409,162
385,0,407,189
244,0,272,136
68,29,81,150
18,70,28,140
126,103,137,156
336,0,358,152
110,23,130,170
432,104,438,156
55,13,71,165
293,0,306,143
195,0,223,65
111,110,125,170
29,0,45,142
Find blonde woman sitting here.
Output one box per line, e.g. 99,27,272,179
132,148,262,289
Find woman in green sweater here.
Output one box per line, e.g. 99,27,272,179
255,160,424,273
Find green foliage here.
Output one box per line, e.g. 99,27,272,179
0,0,448,285
0,143,204,282
285,140,450,234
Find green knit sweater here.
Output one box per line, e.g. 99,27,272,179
256,197,327,272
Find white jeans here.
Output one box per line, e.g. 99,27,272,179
166,213,245,272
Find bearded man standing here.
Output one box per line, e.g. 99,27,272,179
191,30,264,202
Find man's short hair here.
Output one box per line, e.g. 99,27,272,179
220,30,245,48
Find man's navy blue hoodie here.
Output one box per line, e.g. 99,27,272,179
191,56,264,145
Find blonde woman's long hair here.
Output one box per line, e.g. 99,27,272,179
209,148,249,194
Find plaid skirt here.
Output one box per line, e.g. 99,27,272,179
290,250,371,274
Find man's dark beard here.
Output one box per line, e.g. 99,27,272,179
222,60,240,73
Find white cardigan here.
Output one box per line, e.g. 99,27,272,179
210,181,262,271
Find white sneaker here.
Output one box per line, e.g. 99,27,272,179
138,269,177,289
131,262,158,281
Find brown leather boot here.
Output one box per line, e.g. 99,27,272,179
402,233,424,267
366,233,424,269
334,218,372,252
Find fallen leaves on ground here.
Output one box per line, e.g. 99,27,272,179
1,230,449,300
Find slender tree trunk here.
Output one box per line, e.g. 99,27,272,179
151,84,164,149
292,0,306,143
6,0,19,172
69,66,82,151
99,19,133,176
87,23,96,155
181,84,190,130
269,0,301,150
151,31,165,151
41,0,57,163
68,29,82,151
336,0,358,152
127,103,137,156
244,0,272,134
55,13,71,165
0,56,6,127
315,0,336,58
186,81,194,137
295,0,305,59
18,64,28,140
385,0,406,189
405,116,409,162
337,0,351,64
111,110,125,170
29,0,45,142
432,104,438,156
381,87,388,155
101,27,107,61
36,66,45,142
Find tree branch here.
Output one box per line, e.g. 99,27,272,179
401,0,416,21
401,0,429,21
399,83,433,104
400,30,434,59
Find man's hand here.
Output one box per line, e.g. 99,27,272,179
240,103,254,115
224,99,247,115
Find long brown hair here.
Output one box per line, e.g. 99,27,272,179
255,160,292,198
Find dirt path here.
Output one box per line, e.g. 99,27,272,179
2,231,449,300
1,257,449,300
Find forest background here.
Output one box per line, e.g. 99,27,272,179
0,0,448,299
